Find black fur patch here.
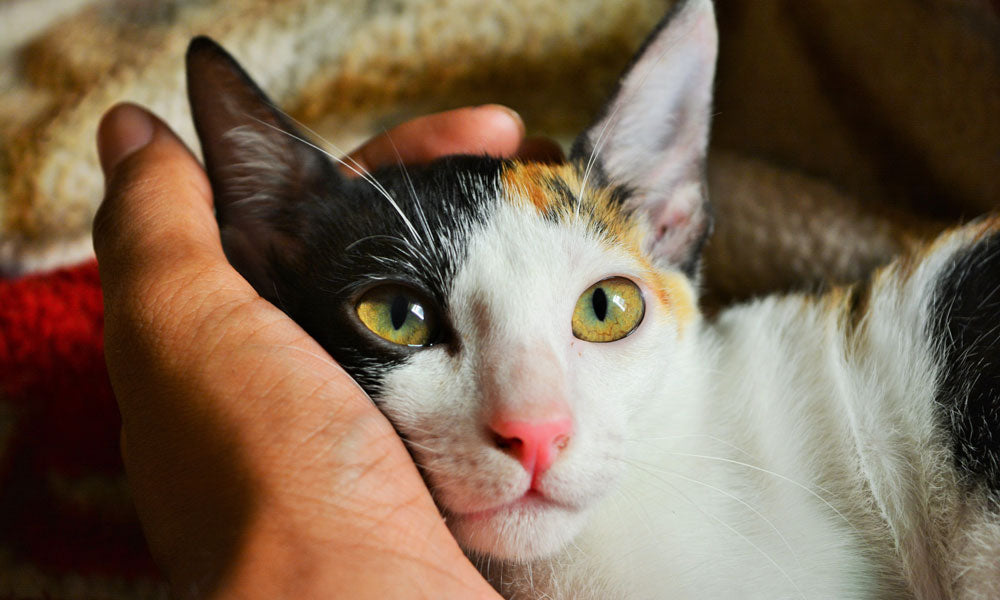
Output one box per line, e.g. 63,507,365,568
931,231,1000,491
265,156,504,394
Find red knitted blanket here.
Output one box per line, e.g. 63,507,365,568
0,261,163,599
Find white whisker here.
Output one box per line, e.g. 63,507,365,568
626,433,757,461
664,451,859,534
575,32,687,217
620,458,807,600
383,129,435,245
247,116,426,248
627,456,801,570
344,234,418,253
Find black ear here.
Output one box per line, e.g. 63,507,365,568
186,36,343,299
571,0,717,274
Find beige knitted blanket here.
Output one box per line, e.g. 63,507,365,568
2,0,999,306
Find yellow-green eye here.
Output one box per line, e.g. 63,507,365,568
572,277,645,342
356,285,438,347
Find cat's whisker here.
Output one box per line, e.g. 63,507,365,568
381,130,453,285
396,422,446,439
270,281,288,312
575,102,619,218
383,129,435,246
617,458,807,600
260,106,406,221
248,116,428,253
615,468,741,565
246,342,337,369
406,457,451,478
625,434,848,513
608,486,658,561
400,438,446,458
575,33,687,218
290,122,445,280
624,433,757,460
661,450,860,535
344,234,417,254
625,456,802,571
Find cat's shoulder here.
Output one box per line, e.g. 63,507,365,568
924,216,1000,493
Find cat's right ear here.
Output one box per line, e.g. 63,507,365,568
570,0,717,276
186,36,342,300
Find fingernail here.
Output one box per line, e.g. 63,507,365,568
97,103,155,176
479,104,525,135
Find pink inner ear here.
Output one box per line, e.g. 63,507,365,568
643,180,708,267
662,209,692,234
569,0,716,270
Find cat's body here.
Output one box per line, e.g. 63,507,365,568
185,0,1000,597
488,218,1000,598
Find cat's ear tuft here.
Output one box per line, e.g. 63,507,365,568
186,36,342,300
571,0,717,274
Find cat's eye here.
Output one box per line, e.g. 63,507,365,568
572,277,645,343
356,285,439,347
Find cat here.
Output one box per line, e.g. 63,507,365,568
185,0,1000,597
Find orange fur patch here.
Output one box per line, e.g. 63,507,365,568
645,266,698,334
500,160,643,247
500,161,568,212
501,160,699,333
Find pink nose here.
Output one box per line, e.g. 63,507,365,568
490,418,573,478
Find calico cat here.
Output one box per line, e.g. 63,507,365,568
185,0,1000,597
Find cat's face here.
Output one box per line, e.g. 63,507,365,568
187,0,717,562
343,161,700,558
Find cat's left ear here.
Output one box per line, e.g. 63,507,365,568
186,36,344,302
571,0,717,274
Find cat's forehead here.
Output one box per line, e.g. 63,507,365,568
328,156,696,328
336,157,643,287
452,198,638,326
451,160,696,331
498,161,642,249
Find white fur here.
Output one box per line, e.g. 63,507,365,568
371,2,1000,595
375,198,1000,599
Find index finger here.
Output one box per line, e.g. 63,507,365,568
346,104,563,173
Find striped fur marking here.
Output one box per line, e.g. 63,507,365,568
500,161,638,245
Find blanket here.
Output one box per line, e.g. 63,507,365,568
1,0,998,597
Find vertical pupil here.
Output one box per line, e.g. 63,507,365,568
592,287,608,321
390,294,409,330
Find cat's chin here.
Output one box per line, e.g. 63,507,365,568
449,492,587,561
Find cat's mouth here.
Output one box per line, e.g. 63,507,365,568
449,488,587,560
461,489,565,522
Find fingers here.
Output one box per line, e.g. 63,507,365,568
92,103,496,597
346,104,564,174
93,103,233,302
96,103,156,175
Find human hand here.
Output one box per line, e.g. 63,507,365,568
94,103,561,599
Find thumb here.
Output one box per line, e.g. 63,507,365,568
93,103,236,301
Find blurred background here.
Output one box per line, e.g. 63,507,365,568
0,0,998,597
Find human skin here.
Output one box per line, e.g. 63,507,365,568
93,103,562,599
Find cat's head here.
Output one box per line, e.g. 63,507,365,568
187,0,717,562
